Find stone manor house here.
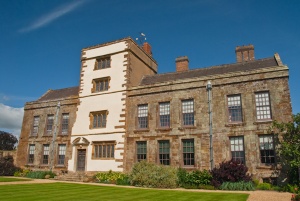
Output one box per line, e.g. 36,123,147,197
16,37,292,181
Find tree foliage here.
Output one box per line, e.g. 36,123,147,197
0,131,18,150
272,113,300,184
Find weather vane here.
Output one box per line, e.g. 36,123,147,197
136,32,146,46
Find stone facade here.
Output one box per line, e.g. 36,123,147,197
124,46,292,181
16,87,78,172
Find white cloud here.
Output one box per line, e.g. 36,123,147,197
0,103,24,138
19,0,86,33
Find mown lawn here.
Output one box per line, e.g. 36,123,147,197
0,182,249,201
0,177,32,182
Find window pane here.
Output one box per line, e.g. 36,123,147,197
259,135,275,164
228,95,242,122
138,105,148,128
61,113,69,135
230,136,245,163
255,92,271,120
159,141,170,165
182,100,194,126
159,102,170,127
137,141,147,162
182,139,194,166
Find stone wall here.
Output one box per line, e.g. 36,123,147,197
16,97,78,173
124,65,292,181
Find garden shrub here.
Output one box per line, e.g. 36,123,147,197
178,168,212,189
210,160,251,188
129,161,178,188
95,170,129,185
219,181,255,191
0,155,20,176
25,171,56,179
14,169,31,177
256,182,272,190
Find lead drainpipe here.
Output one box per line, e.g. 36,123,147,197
206,81,213,170
50,101,61,171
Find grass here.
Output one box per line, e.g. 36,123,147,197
0,182,249,201
0,177,32,182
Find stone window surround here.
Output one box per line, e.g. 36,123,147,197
28,144,35,164
158,102,171,128
254,91,272,121
45,114,54,136
91,77,111,93
136,141,147,162
61,113,69,135
57,144,66,166
42,144,50,165
182,138,195,167
227,94,243,123
259,134,275,165
229,136,245,164
89,110,108,129
31,116,40,136
94,56,111,70
181,99,195,127
92,141,116,160
158,140,170,165
137,104,148,129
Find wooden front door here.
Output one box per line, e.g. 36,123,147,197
77,149,86,171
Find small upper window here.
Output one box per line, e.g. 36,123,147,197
61,113,69,135
255,92,271,120
31,116,40,136
227,95,243,122
159,102,170,127
182,99,194,126
46,114,54,135
138,104,148,129
92,77,110,93
95,57,111,70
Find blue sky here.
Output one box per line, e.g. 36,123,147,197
0,0,299,137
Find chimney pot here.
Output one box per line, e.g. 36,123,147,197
176,56,189,72
235,44,255,62
142,42,152,56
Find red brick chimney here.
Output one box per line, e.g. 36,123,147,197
143,42,152,56
176,56,189,72
235,45,255,63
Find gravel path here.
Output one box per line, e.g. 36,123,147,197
0,178,293,201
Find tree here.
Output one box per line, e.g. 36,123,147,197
272,113,300,184
0,131,18,150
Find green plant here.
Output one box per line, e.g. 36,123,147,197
95,170,128,184
177,168,187,187
292,194,300,201
219,181,255,191
116,175,130,186
256,182,271,190
210,160,251,188
25,171,56,179
177,168,212,188
14,169,31,177
0,155,20,176
252,179,260,187
129,161,178,188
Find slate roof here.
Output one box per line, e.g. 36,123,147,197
140,57,279,86
37,86,79,101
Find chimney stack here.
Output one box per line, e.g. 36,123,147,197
176,56,189,72
142,42,152,56
235,45,255,63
